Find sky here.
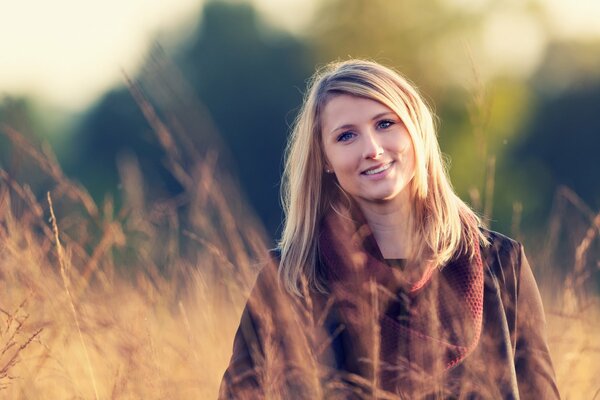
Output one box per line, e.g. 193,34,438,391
0,0,598,111
0,0,203,109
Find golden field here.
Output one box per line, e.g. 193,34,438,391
1,111,599,399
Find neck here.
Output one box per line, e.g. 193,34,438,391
355,191,415,259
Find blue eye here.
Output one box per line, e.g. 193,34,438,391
377,119,395,129
337,131,355,142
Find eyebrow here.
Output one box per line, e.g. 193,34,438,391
328,112,397,136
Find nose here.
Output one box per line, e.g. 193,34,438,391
363,130,384,159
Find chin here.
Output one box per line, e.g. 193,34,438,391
362,191,400,203
368,186,409,203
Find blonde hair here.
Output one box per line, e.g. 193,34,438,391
279,59,487,296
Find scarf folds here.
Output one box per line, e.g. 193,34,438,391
318,204,484,392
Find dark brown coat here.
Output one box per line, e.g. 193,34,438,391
219,227,560,399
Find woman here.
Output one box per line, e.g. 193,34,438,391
219,60,560,399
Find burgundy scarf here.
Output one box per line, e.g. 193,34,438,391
318,203,484,391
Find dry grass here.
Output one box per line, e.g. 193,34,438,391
0,79,599,399
542,189,600,399
0,87,268,398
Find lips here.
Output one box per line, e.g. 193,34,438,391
361,161,394,175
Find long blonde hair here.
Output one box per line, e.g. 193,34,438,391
279,59,487,296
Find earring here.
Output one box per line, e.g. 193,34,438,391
325,168,333,174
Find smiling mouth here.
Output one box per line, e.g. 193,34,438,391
362,161,393,175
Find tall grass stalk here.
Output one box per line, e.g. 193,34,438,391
47,192,100,400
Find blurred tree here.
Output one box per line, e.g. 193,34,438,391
309,0,483,96
508,40,600,284
1,97,33,172
65,87,173,202
0,96,55,189
507,40,600,239
516,84,600,211
68,1,313,240
177,1,313,237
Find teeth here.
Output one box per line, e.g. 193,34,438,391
364,162,392,175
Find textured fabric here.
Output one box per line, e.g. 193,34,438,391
219,208,560,399
317,204,485,390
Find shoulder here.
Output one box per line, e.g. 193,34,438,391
246,247,299,311
479,227,522,262
251,247,282,293
254,247,282,287
478,227,525,290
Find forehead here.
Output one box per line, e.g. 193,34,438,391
320,94,396,133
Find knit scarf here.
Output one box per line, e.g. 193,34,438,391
318,202,484,392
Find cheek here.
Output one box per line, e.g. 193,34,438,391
397,139,416,176
397,133,413,153
328,148,356,172
406,148,417,181
397,134,416,163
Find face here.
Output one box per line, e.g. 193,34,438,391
321,94,416,208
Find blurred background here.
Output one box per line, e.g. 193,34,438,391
1,1,599,398
1,0,599,278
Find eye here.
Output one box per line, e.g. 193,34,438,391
336,131,356,142
377,119,395,129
